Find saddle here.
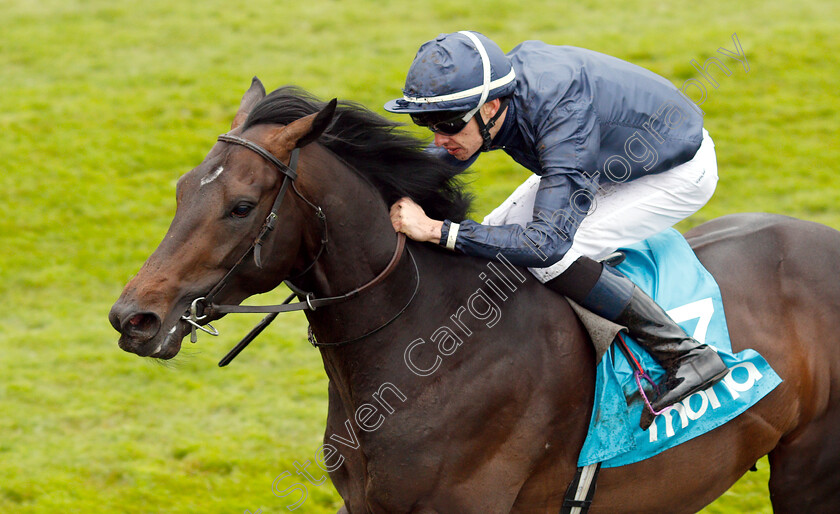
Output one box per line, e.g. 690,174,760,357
558,232,781,512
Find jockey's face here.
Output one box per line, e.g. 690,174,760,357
432,117,483,160
431,99,505,161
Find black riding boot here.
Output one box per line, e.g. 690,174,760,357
614,284,729,429
544,259,729,430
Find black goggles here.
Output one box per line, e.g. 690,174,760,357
410,110,473,135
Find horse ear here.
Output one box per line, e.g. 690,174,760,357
270,98,337,152
231,77,266,130
295,98,337,148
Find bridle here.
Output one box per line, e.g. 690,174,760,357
181,132,419,365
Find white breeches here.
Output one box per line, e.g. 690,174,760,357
482,129,718,283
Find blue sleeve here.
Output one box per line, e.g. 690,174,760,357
440,171,595,267
440,99,601,267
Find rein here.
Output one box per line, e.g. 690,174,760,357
181,133,418,365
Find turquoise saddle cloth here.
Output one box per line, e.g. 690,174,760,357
577,228,782,468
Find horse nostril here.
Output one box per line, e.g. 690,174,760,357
108,306,122,332
120,312,162,341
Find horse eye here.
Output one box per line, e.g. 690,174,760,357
231,204,253,218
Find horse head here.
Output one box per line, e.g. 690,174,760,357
109,78,336,359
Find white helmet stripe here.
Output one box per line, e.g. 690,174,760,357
458,31,491,122
401,68,516,104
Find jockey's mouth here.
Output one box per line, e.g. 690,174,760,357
443,144,464,156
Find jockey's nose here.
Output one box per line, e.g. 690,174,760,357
433,132,451,146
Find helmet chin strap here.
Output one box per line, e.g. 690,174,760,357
475,96,510,152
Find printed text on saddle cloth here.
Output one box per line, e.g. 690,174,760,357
643,298,766,443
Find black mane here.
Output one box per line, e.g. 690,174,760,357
242,86,473,222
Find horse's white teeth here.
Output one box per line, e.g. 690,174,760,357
154,343,162,355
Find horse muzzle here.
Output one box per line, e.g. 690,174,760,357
109,301,187,359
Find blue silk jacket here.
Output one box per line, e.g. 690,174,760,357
433,41,704,267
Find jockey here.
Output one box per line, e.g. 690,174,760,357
384,31,729,429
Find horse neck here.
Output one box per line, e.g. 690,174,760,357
287,145,412,355
291,144,400,296
290,147,594,435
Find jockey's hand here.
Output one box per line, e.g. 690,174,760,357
390,197,444,243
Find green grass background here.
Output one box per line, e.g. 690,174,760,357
2,0,838,512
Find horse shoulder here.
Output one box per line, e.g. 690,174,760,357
330,250,596,511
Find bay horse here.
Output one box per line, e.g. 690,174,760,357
109,79,840,513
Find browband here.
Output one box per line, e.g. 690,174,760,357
218,134,298,181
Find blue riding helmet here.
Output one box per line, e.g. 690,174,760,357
384,31,517,118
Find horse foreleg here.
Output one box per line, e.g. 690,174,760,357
324,381,367,512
